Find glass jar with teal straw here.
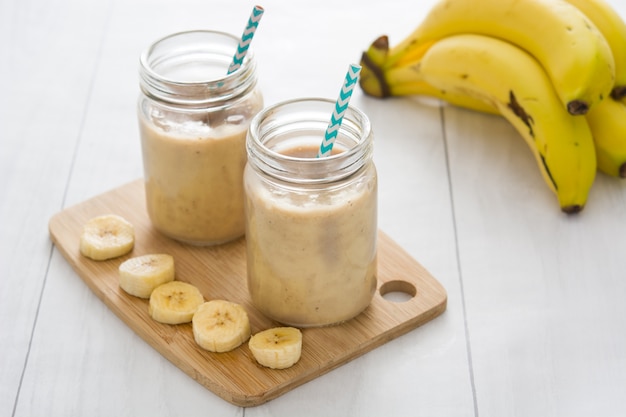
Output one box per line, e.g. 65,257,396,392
137,29,263,245
244,98,378,327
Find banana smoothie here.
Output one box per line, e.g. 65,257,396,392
245,141,378,327
140,119,251,244
138,30,263,245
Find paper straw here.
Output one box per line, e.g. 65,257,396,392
227,5,265,74
317,64,362,158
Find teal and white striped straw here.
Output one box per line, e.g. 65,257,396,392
317,64,362,158
227,5,265,74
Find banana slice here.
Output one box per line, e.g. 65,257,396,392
149,281,204,324
80,214,135,261
119,254,175,298
249,327,302,369
192,300,251,353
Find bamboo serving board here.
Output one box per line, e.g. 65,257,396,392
48,179,447,407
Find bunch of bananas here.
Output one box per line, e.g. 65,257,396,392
359,0,626,214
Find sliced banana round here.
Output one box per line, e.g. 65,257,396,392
192,300,251,353
249,327,302,369
80,214,135,261
119,254,175,299
149,281,204,324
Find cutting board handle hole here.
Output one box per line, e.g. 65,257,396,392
379,280,416,303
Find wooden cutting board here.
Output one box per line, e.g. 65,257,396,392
48,179,447,407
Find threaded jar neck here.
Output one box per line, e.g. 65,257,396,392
139,30,257,109
246,98,373,184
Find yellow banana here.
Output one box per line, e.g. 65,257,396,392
585,97,626,177
361,36,389,72
393,80,499,115
359,36,391,98
392,80,626,180
563,0,626,99
394,77,626,180
417,34,596,213
360,36,497,114
377,45,626,180
382,0,615,115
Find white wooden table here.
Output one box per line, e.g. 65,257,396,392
2,0,626,415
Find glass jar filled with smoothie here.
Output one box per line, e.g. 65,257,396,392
244,98,378,327
138,30,263,245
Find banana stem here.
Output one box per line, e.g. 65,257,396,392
360,52,391,97
611,85,626,100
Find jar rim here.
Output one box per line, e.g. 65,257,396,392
139,29,258,107
247,97,373,183
139,29,254,85
248,97,372,160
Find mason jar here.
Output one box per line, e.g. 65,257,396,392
244,98,378,327
138,30,263,245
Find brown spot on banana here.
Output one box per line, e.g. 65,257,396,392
506,91,534,137
567,100,590,115
540,154,558,192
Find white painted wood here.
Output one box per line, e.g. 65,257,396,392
3,0,626,415
444,106,626,416
0,1,112,416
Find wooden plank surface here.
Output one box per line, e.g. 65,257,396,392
48,179,447,407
